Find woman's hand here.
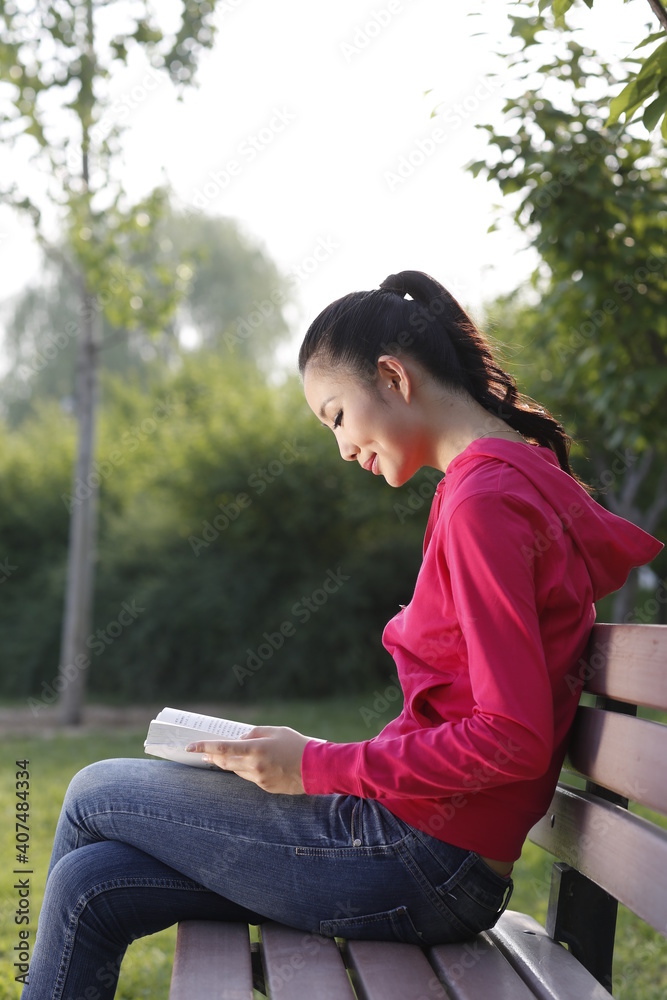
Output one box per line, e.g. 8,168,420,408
186,726,313,794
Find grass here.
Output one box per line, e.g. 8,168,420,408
1,697,665,998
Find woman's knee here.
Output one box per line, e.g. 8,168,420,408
62,758,134,815
43,843,143,953
47,846,101,910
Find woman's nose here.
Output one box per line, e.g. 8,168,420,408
337,435,359,462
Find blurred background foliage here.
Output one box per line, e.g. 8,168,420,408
466,2,667,621
1,2,666,710
0,312,437,704
0,205,291,426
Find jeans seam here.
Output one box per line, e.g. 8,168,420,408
395,839,453,916
396,840,487,920
52,877,211,1000
350,799,361,844
77,806,323,852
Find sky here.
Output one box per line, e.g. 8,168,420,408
0,0,651,371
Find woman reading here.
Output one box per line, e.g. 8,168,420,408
22,270,662,999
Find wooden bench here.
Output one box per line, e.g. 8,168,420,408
169,622,667,999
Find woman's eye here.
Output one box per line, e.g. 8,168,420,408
333,410,343,430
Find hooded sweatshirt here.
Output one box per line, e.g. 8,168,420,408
301,439,663,860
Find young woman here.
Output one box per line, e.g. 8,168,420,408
23,270,661,999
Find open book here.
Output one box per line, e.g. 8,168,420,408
144,707,254,768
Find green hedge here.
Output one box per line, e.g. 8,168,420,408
1,354,440,706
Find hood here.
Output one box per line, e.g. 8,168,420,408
445,440,663,603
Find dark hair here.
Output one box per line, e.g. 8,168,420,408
299,269,584,482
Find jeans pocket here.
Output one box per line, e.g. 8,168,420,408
434,854,513,937
320,905,423,945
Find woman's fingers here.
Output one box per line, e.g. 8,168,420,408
186,727,310,794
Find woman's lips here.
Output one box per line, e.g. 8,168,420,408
363,454,379,474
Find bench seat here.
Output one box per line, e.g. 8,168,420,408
169,622,667,999
169,911,614,999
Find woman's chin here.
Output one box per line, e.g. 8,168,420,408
384,469,410,488
388,464,429,489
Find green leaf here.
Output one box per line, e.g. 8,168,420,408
468,160,487,179
632,39,667,92
634,31,667,52
607,70,661,125
553,0,577,18
643,88,667,132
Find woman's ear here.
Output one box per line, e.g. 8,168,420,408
376,355,413,403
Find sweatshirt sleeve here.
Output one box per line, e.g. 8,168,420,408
302,491,556,799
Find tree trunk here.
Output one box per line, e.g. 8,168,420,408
57,282,99,725
611,567,639,624
591,447,667,625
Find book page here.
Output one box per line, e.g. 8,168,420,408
143,707,255,768
153,707,253,740
144,745,218,769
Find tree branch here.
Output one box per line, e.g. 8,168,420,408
644,466,667,534
99,328,130,351
647,0,667,32
619,446,654,511
41,240,79,285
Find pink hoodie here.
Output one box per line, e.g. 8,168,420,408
302,439,663,860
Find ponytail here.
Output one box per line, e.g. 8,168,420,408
298,269,585,484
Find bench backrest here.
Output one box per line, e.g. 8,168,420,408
528,622,667,985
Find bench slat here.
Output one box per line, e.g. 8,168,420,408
169,921,253,1000
344,939,448,1000
260,921,355,999
530,785,667,934
429,933,538,999
567,706,667,813
583,623,667,710
487,910,612,1000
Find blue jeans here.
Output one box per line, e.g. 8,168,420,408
22,758,513,999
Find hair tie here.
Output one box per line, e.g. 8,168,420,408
379,273,407,298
